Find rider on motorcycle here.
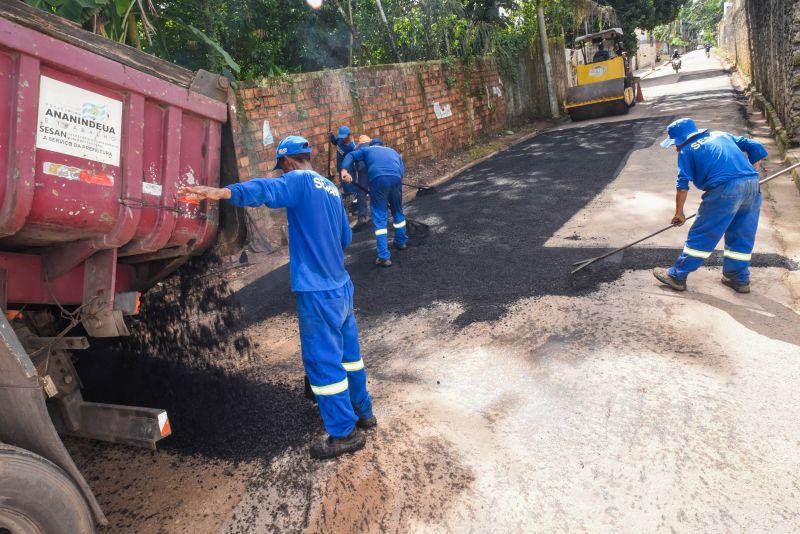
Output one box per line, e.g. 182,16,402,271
671,49,682,72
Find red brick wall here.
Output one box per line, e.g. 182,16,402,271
232,58,508,182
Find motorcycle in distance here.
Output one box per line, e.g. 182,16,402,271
672,57,682,73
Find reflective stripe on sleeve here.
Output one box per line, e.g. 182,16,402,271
375,228,388,236
724,249,752,262
342,359,364,372
310,378,349,396
393,220,407,229
683,246,712,259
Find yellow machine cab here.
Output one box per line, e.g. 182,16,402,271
566,28,637,121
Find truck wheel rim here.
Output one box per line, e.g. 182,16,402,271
0,508,44,534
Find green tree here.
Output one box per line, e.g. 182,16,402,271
604,0,689,51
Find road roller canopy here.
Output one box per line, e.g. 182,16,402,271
573,28,624,48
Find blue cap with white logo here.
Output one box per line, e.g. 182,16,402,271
337,125,351,139
274,135,313,170
660,118,708,148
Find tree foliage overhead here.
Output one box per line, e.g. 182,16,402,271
603,0,689,51
24,0,694,79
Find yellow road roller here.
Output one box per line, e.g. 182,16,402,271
565,28,637,121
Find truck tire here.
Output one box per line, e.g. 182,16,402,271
0,444,94,534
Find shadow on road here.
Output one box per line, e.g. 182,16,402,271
685,290,800,347
235,110,798,331
238,117,680,327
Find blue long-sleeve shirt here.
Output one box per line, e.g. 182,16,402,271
341,145,404,181
225,170,351,292
329,134,356,171
676,131,767,191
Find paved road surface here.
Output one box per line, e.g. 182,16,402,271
72,50,800,533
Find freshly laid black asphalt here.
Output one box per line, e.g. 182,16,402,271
77,113,796,467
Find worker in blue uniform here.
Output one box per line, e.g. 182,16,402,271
340,139,408,267
653,118,768,293
329,125,360,216
179,136,376,460
350,134,374,227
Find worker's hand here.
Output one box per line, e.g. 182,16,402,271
340,170,353,184
671,211,687,226
753,160,762,171
178,185,231,201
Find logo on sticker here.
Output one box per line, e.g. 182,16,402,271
81,103,108,123
278,147,288,155
589,66,608,77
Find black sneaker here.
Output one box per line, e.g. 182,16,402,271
375,258,392,268
653,268,687,291
721,276,750,293
394,241,408,251
309,428,366,460
356,415,378,430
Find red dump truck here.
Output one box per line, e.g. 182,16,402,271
0,4,245,532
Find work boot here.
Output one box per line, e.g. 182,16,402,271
653,268,687,291
309,428,366,460
394,241,407,251
375,257,392,268
721,275,750,294
356,415,378,430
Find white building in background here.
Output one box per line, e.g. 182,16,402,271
635,28,667,71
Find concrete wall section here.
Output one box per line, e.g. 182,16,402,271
745,0,800,144
505,38,569,124
719,0,800,146
718,0,751,78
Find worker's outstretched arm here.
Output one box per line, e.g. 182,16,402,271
340,149,365,183
340,148,364,175
672,189,689,226
225,177,303,208
180,176,302,209
727,134,768,165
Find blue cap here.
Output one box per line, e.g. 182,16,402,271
660,118,708,148
274,135,313,170
336,125,351,139
369,138,385,146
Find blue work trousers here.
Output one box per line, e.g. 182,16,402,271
370,175,408,260
296,280,373,438
669,177,761,283
354,172,369,218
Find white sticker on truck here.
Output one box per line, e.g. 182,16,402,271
36,76,123,167
142,182,163,197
